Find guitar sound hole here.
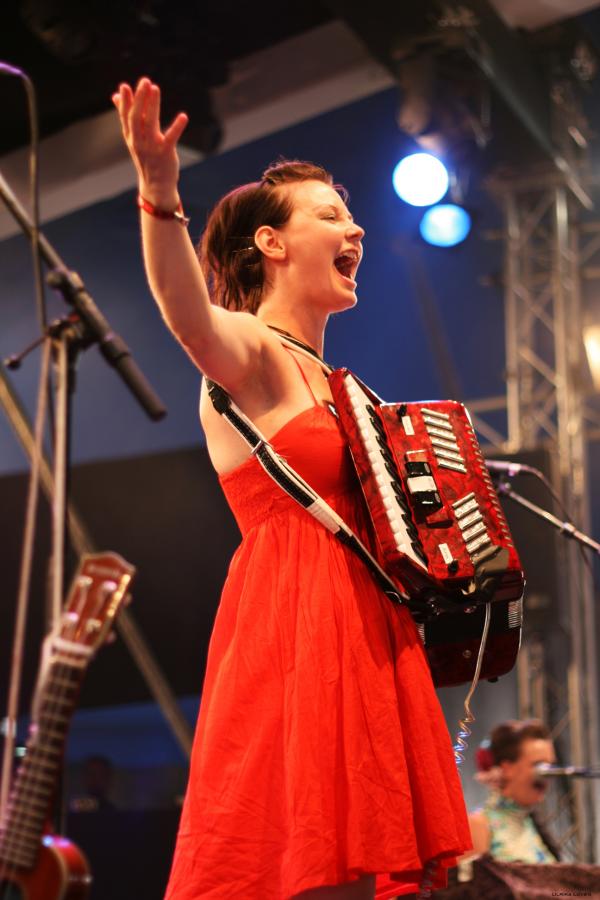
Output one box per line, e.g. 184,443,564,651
0,880,25,900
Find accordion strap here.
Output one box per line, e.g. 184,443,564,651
206,378,408,605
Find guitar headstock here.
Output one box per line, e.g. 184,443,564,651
56,551,135,653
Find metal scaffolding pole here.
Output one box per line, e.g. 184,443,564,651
486,174,599,862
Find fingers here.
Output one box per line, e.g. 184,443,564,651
112,82,134,140
164,112,189,148
112,77,152,142
112,82,133,113
144,83,162,139
130,77,151,141
113,78,189,148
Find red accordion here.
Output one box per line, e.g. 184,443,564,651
330,369,524,687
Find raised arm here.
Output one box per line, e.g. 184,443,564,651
112,78,264,390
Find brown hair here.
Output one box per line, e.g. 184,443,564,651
489,719,551,765
198,159,343,314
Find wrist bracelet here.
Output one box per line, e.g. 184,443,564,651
137,194,190,227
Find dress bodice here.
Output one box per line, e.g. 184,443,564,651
218,405,358,534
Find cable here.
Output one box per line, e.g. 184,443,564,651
0,60,54,443
0,62,46,329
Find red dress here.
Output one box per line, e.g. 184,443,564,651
164,388,471,899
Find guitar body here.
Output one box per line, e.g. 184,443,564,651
0,835,91,899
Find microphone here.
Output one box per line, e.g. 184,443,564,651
0,62,25,78
534,763,600,778
485,459,534,476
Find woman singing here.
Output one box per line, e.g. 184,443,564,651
112,77,470,900
469,719,560,864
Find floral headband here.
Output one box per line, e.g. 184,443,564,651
475,740,503,788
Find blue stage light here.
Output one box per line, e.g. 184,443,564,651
419,204,472,247
392,153,449,206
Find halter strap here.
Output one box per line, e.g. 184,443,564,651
282,346,321,406
267,325,333,377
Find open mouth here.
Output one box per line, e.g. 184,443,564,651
334,251,359,283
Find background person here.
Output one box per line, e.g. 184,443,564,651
69,754,116,813
468,719,560,864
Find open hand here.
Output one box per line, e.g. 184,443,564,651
112,77,188,207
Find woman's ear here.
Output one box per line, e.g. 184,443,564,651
254,225,286,261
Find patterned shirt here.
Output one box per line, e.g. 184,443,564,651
482,793,557,864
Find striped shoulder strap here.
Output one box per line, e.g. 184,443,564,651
205,376,408,606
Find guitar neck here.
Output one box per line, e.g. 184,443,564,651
0,551,134,871
0,653,86,869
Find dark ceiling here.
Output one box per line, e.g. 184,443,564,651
0,0,334,155
2,1,600,173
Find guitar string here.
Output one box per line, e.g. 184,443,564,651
1,635,80,888
7,605,95,870
2,612,97,885
1,650,64,892
1,582,94,890
2,651,55,878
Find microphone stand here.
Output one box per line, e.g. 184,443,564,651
490,475,600,557
0,165,167,818
0,169,167,421
537,765,600,778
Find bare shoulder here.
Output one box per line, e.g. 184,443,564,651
208,305,267,356
201,309,288,384
213,307,292,362
185,307,279,393
197,321,297,474
198,317,290,431
468,809,491,854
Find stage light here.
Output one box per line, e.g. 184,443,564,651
583,324,600,390
419,203,472,248
392,153,449,207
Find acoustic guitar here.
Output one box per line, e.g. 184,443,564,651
0,552,135,899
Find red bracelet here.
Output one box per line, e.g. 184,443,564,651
137,194,190,227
